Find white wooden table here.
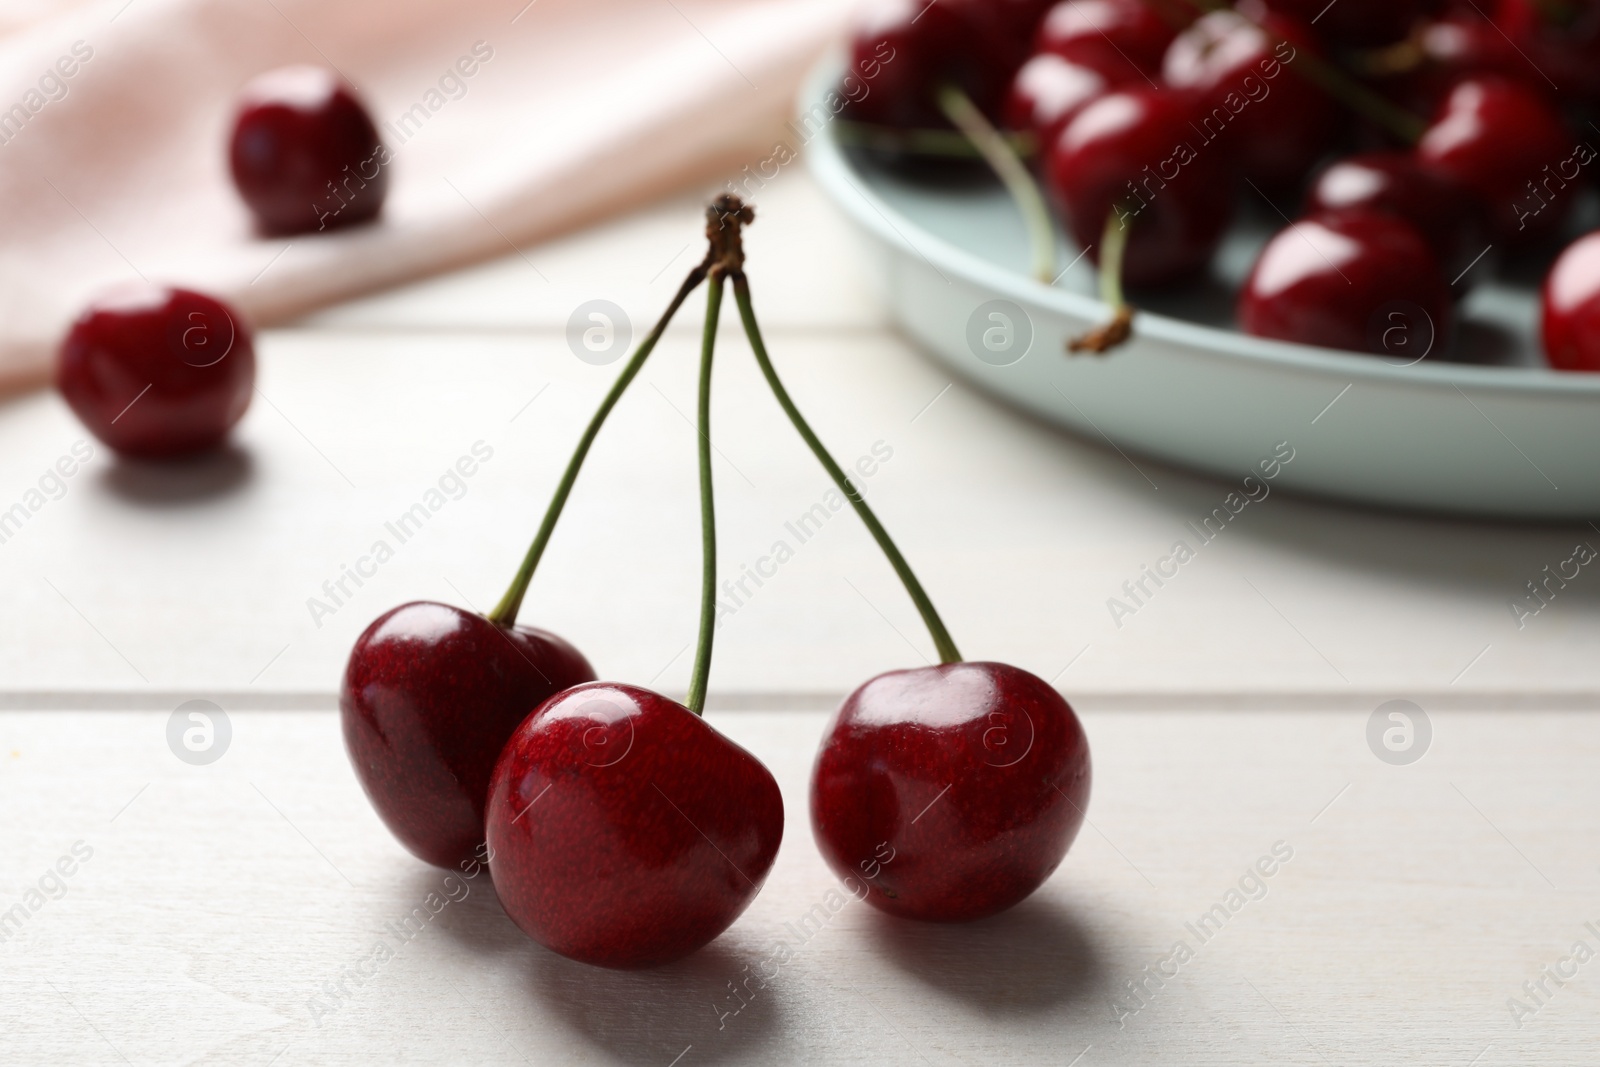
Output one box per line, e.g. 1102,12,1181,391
3,168,1598,1064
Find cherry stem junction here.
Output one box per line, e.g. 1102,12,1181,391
937,85,1058,285
488,260,709,627
731,272,963,665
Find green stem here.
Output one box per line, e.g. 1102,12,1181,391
731,273,963,665
1098,208,1129,311
684,275,724,716
489,264,708,626
937,85,1057,284
833,119,1037,160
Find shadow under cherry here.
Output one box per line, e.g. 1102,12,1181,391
97,443,254,505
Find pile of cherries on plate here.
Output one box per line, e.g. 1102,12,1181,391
842,0,1600,370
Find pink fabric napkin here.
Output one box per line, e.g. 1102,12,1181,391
0,0,850,395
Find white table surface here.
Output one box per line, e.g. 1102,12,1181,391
3,167,1598,1064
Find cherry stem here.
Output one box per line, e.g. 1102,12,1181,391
731,272,963,665
488,262,709,627
1068,209,1135,354
684,274,724,717
937,85,1057,284
834,119,1037,161
1175,0,1425,144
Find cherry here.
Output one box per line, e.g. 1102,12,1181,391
340,602,596,869
56,284,254,458
229,65,387,236
1049,86,1234,286
1540,229,1600,372
485,682,784,968
1305,151,1482,282
1004,53,1112,150
1161,7,1341,191
1416,76,1578,246
811,663,1090,922
1238,208,1451,357
1496,0,1600,105
843,0,1030,128
1034,0,1178,82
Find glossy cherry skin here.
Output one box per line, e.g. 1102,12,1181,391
811,662,1090,923
1541,230,1600,372
1004,53,1111,147
1416,76,1577,246
1049,86,1234,286
1034,0,1177,82
486,682,783,968
341,601,596,869
229,65,387,235
844,0,1034,128
1305,151,1482,282
56,285,254,459
1239,209,1451,357
1162,7,1341,191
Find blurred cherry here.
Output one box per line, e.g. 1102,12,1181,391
57,284,253,458
230,65,388,235
1238,208,1450,358
1306,151,1482,283
1541,230,1600,372
1005,53,1112,147
1035,0,1178,82
1416,76,1578,245
1162,7,1341,191
1049,86,1233,285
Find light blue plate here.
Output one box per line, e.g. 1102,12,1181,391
804,60,1600,519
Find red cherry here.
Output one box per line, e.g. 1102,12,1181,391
1496,0,1600,105
811,662,1090,923
1048,86,1234,285
1238,208,1451,357
1162,7,1341,191
486,682,784,968
1305,151,1482,282
844,0,1031,128
229,65,388,236
1034,0,1178,82
1540,230,1600,372
56,284,254,459
1416,76,1578,245
341,601,596,869
1004,53,1111,146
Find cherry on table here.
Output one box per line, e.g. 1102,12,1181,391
1541,230,1600,372
1416,76,1578,246
1161,7,1342,192
229,65,388,236
341,601,596,869
1048,85,1234,286
486,682,784,967
1238,208,1451,358
56,284,254,459
811,662,1090,923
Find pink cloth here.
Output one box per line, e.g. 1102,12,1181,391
0,0,849,394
